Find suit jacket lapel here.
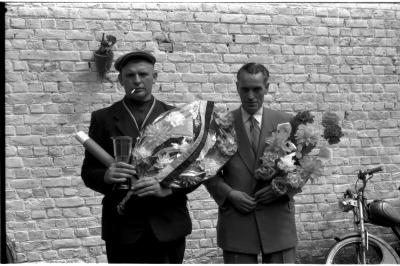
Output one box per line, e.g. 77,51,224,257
233,109,256,174
255,108,275,169
114,100,140,138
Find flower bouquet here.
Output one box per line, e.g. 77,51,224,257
255,111,344,197
117,100,237,214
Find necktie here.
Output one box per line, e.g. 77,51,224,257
249,116,260,154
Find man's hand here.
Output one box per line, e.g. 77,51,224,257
254,185,280,205
104,162,137,184
132,176,172,198
227,190,256,213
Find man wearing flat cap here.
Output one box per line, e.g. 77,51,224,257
81,51,194,263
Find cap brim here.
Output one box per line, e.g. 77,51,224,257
114,51,156,72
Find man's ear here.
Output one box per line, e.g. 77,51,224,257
236,81,239,93
153,71,158,83
118,74,122,85
265,82,269,93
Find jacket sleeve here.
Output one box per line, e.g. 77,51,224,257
81,112,114,195
203,170,233,207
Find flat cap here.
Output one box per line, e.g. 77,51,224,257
114,51,156,72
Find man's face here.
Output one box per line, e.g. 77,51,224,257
236,72,269,115
118,60,157,102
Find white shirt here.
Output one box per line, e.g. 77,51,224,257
241,106,263,140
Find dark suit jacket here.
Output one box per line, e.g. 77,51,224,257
205,107,297,254
81,98,192,244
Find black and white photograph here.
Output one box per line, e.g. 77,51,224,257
3,1,400,263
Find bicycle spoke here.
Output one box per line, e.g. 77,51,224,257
326,238,383,264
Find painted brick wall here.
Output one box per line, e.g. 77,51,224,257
5,2,400,263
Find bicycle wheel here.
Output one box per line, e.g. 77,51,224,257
325,236,399,264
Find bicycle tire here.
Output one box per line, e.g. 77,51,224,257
325,236,400,264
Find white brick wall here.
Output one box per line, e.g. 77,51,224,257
5,2,400,263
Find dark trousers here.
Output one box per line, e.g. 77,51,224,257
223,247,296,264
105,229,186,263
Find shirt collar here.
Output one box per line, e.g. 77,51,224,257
241,106,263,125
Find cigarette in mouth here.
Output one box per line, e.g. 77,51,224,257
131,88,136,94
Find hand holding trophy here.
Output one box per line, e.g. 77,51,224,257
109,136,136,190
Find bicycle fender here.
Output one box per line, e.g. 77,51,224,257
333,232,360,242
333,233,400,264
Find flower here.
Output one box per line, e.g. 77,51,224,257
197,133,217,161
276,123,296,153
323,124,344,145
259,151,278,168
132,146,152,161
271,179,288,195
154,153,174,169
165,111,185,127
188,101,200,119
279,140,295,154
318,146,332,159
277,122,292,137
173,170,205,188
256,109,343,198
322,112,340,127
277,152,296,172
145,122,173,138
294,111,314,124
255,165,276,182
214,110,235,129
171,137,192,154
295,124,320,147
199,157,221,177
216,131,237,156
265,132,290,158
289,111,314,143
299,156,323,179
285,170,304,188
321,111,343,144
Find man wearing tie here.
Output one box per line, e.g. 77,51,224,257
205,63,297,263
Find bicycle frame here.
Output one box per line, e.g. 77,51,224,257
340,168,381,264
356,188,367,264
343,189,368,263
